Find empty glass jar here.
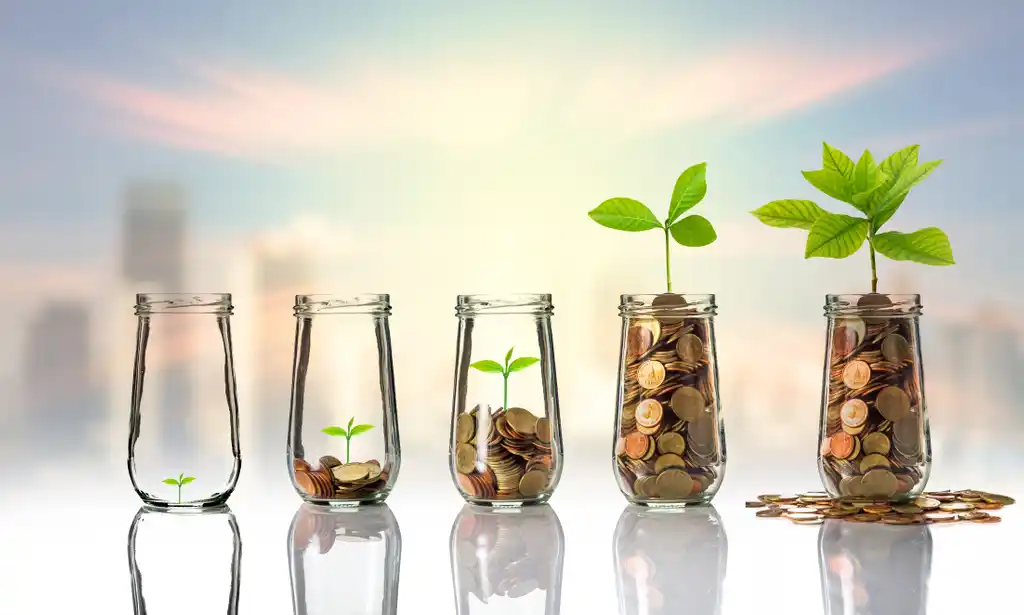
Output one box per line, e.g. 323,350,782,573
613,294,725,506
128,293,242,508
818,294,931,501
128,506,242,614
289,503,402,615
450,504,564,613
449,294,563,506
614,505,728,615
288,295,401,506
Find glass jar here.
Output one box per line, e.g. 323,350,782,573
128,506,242,614
449,504,564,613
128,293,242,508
288,295,401,506
818,294,931,501
818,519,932,615
288,503,401,615
613,294,725,506
613,505,727,615
449,294,563,506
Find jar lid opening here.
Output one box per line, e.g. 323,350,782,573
135,293,232,315
825,293,922,317
456,294,553,316
619,293,716,317
294,294,391,315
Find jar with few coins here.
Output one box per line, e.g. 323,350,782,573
613,293,726,506
449,294,563,506
818,294,932,501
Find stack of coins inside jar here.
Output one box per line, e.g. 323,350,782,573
453,405,554,502
819,298,925,501
293,455,390,501
615,297,721,503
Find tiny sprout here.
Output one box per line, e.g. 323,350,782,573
322,417,374,464
470,346,540,413
162,473,196,504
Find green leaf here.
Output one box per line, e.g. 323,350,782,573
872,191,908,231
822,143,855,180
851,174,889,209
162,478,180,486
870,159,942,228
805,213,870,259
588,198,663,232
669,215,717,247
349,424,374,437
347,416,355,431
881,159,943,203
879,145,919,178
504,347,514,366
321,426,348,437
853,149,880,195
470,360,505,374
750,200,828,230
873,228,955,265
667,162,708,224
180,477,196,485
179,472,184,480
802,169,852,204
507,357,540,373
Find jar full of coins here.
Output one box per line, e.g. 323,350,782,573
614,294,725,506
288,294,401,506
449,294,563,506
818,294,931,501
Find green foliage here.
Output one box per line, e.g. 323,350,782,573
163,473,196,504
750,142,954,291
588,162,717,291
470,347,541,412
322,417,375,464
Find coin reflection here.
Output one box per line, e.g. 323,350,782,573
818,520,932,615
613,505,727,615
449,504,564,614
289,503,401,615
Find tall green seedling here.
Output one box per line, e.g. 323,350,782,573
470,346,540,412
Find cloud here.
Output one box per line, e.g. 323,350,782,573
43,39,940,161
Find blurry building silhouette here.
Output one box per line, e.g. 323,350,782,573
120,181,191,455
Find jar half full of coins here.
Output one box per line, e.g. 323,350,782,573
817,294,932,502
613,293,726,506
449,294,563,506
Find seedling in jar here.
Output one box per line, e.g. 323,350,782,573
162,473,196,504
322,417,374,464
470,346,540,413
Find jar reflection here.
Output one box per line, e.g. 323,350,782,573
289,503,401,615
818,520,932,615
613,505,727,615
128,506,241,615
449,504,564,614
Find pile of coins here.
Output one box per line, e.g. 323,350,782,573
615,295,721,502
293,456,390,500
748,490,1014,525
820,296,925,499
453,405,554,501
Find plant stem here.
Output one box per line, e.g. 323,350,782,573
178,483,182,504
663,226,672,293
868,235,878,293
503,372,509,413
346,435,351,464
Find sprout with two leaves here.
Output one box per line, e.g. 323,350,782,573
162,473,196,504
470,347,540,413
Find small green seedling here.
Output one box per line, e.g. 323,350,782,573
750,143,954,291
588,162,717,292
470,346,540,413
162,473,196,504
322,417,374,464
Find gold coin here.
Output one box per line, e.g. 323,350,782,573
655,469,692,498
959,511,990,521
879,517,914,525
876,386,911,421
746,501,767,508
756,508,784,518
518,470,547,497
654,453,685,473
881,333,912,364
842,360,872,390
637,360,667,390
758,494,781,502
333,463,370,483
788,515,823,524
893,504,923,514
980,493,1015,506
939,502,975,512
842,422,866,436
670,386,705,422
635,399,664,429
859,454,891,473
456,413,475,444
675,333,704,363
318,455,343,470
840,399,869,429
651,293,688,323
861,469,898,498
862,505,892,514
785,507,818,514
839,476,862,497
861,432,890,456
851,513,882,522
455,443,477,475
656,431,686,456
505,407,538,435
535,417,552,444
971,515,1002,523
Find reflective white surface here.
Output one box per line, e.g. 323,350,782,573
0,461,1019,614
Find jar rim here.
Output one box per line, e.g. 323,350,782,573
294,294,391,315
456,293,553,315
135,293,232,314
619,293,716,317
825,293,922,316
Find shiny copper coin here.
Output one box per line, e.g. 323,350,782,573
974,502,1004,510
624,432,650,460
627,325,654,357
637,360,667,390
294,458,312,473
971,515,1001,523
829,432,855,460
850,514,882,522
939,502,975,512
756,508,784,518
893,505,923,514
862,505,892,514
535,417,552,444
758,494,781,503
879,517,914,525
791,517,824,525
842,360,872,390
675,333,704,363
958,511,990,521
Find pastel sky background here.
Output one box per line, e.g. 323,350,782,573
2,0,1023,480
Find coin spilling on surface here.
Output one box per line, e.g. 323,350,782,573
750,489,1013,525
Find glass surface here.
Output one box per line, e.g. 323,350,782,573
288,503,401,615
613,505,728,615
127,506,241,615
449,294,563,506
818,519,932,615
818,294,931,501
288,294,401,506
128,293,241,508
613,294,725,506
449,504,564,614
